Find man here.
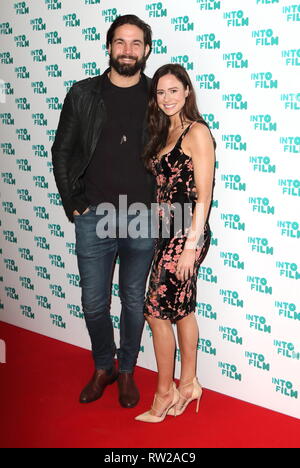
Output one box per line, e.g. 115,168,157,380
52,15,155,408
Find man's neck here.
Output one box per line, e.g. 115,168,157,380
108,68,142,88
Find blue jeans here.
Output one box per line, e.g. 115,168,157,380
74,206,155,372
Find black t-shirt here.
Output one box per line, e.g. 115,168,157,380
83,74,151,209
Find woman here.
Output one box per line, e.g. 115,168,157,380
135,64,216,423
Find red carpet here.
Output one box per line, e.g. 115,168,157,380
0,321,299,448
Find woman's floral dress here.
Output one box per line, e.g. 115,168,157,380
144,122,211,322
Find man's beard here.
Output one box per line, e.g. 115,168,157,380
109,54,147,76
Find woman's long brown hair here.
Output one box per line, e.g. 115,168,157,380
144,64,213,170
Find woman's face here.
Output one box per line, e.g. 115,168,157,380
156,73,189,118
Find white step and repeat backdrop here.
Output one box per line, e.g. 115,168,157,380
0,0,299,419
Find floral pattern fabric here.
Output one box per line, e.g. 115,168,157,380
144,123,211,322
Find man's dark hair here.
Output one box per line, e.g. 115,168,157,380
106,14,152,59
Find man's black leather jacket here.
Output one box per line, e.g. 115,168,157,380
51,68,154,222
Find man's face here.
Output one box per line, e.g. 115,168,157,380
108,24,150,76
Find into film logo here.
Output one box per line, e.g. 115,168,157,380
0,339,6,364
0,79,6,103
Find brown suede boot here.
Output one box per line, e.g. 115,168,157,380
117,372,140,408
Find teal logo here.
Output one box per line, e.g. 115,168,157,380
49,223,64,237
251,71,278,88
196,302,217,320
146,3,167,18
252,29,279,46
248,197,275,214
46,97,62,110
17,188,32,202
82,27,100,41
50,314,66,328
247,276,272,294
4,230,17,243
256,0,279,4
5,287,19,300
17,128,30,141
152,39,167,54
274,340,300,360
19,248,33,261
102,8,120,23
33,176,48,188
21,305,34,319
218,362,242,381
0,22,13,35
32,113,47,126
66,242,76,255
3,202,16,214
246,314,271,333
31,49,47,62
222,174,246,191
197,0,221,11
222,93,247,109
246,352,270,371
33,144,48,158
20,277,34,290
36,266,50,280
196,33,220,49
249,156,276,173
15,66,30,79
45,31,62,44
224,10,249,27
16,97,30,110
248,237,273,255
14,2,29,14
47,130,56,142
250,114,277,131
275,301,300,321
84,0,100,4
0,113,14,125
50,284,66,299
111,315,120,330
1,52,13,64
46,65,62,78
1,172,16,185
277,220,300,239
220,289,244,307
171,55,193,70
283,5,300,22
276,261,300,280
36,295,51,309
223,52,248,68
112,283,120,297
82,62,100,76
18,218,33,232
171,16,194,31
282,49,300,66
280,93,300,110
278,178,300,197
64,80,76,92
222,134,247,151
63,46,81,60
32,81,47,94
198,339,216,355
63,14,80,27
196,74,220,90
221,213,245,231
48,193,62,206
280,135,300,152
1,143,15,155
68,304,84,319
34,206,49,219
5,259,18,272
2,82,14,96
30,18,46,31
220,327,243,345
272,378,298,399
34,236,49,250
220,252,244,269
67,273,80,287
202,113,219,129
198,266,217,283
49,254,65,269
45,0,62,9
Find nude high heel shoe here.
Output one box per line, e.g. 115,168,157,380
135,382,179,423
167,377,202,416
